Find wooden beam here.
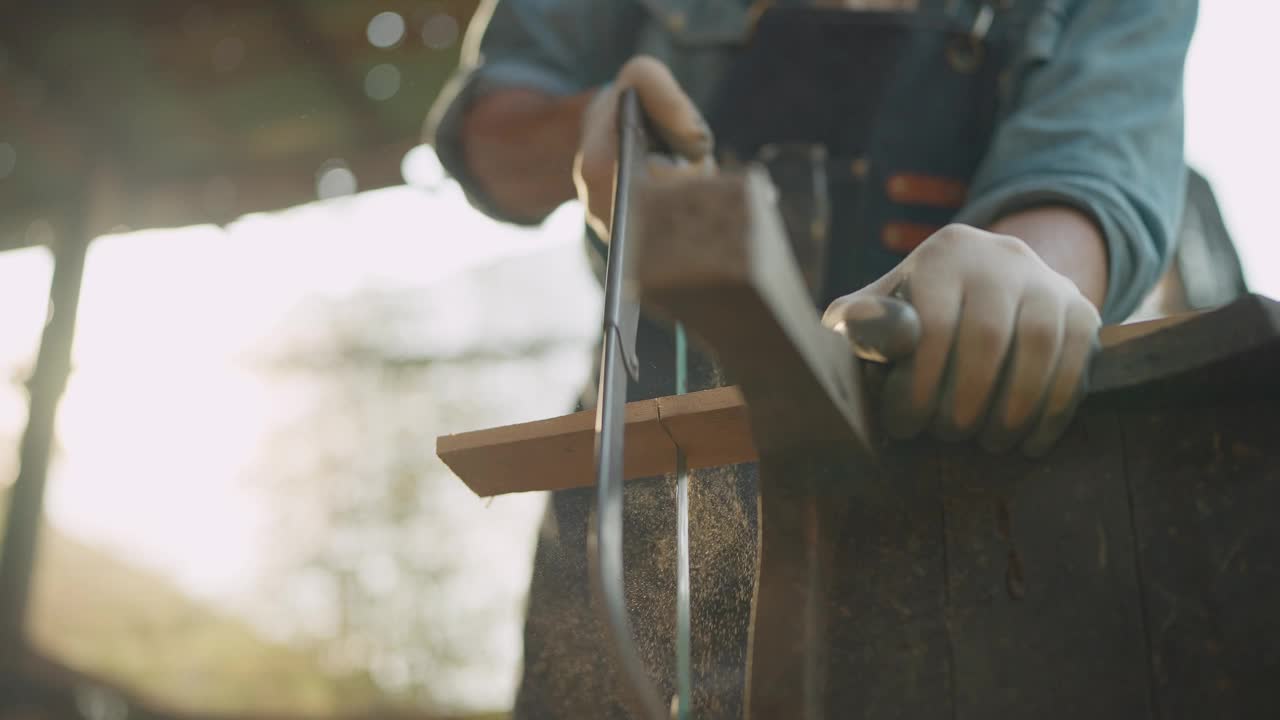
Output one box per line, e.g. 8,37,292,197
437,295,1278,498
0,199,89,652
271,0,397,149
0,141,412,251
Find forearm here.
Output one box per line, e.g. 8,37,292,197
989,205,1109,311
462,88,598,224
956,0,1195,321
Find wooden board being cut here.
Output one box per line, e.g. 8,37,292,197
437,297,1275,498
437,386,751,497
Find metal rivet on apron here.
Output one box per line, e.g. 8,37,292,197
889,175,909,196
850,157,871,179
668,10,687,32
947,2,993,73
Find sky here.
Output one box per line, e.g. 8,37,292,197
1,2,1278,711
1182,3,1280,297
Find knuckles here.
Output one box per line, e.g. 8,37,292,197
1016,316,1061,358
877,223,1099,456
967,317,1009,349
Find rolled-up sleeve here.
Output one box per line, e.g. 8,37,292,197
954,0,1198,322
424,0,641,224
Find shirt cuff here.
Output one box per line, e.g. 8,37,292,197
953,174,1173,323
425,61,585,227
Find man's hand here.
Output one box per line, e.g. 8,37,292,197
822,224,1102,457
574,56,715,239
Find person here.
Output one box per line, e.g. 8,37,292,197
426,0,1198,716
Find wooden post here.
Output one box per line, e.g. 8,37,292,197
0,225,88,652
0,168,97,654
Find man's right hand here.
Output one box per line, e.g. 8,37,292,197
573,56,716,240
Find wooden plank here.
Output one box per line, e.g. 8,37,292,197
438,294,1280,498
655,385,754,470
824,440,952,719
1091,293,1280,403
820,400,1280,720
1122,401,1280,719
940,411,1152,719
744,454,851,719
436,386,752,497
436,396,671,496
1095,309,1197,346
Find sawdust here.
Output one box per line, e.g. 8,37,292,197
512,327,761,718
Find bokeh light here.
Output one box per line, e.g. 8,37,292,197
316,160,358,200
367,11,406,49
422,12,459,51
363,63,400,101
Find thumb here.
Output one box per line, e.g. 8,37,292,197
822,293,921,363
618,56,713,162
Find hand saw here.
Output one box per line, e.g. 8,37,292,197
589,87,690,720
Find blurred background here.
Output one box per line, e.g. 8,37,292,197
0,2,1276,718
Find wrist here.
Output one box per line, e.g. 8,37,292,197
988,205,1109,310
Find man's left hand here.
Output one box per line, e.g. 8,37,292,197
822,223,1102,457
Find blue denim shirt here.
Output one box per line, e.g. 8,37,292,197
428,0,1197,322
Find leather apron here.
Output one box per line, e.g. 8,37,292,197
515,4,1023,718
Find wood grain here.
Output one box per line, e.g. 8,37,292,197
436,396,672,497
938,413,1152,719
1121,402,1280,719
437,386,753,497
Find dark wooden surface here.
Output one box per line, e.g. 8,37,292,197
629,170,1280,719
759,299,1280,720
1123,402,1280,719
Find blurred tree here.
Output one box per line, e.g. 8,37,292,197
245,283,587,715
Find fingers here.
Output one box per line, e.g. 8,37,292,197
933,280,1018,440
617,56,712,162
881,274,962,439
574,87,623,236
978,291,1066,453
829,225,1098,457
645,154,717,183
822,294,921,363
1020,300,1101,458
576,56,710,239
